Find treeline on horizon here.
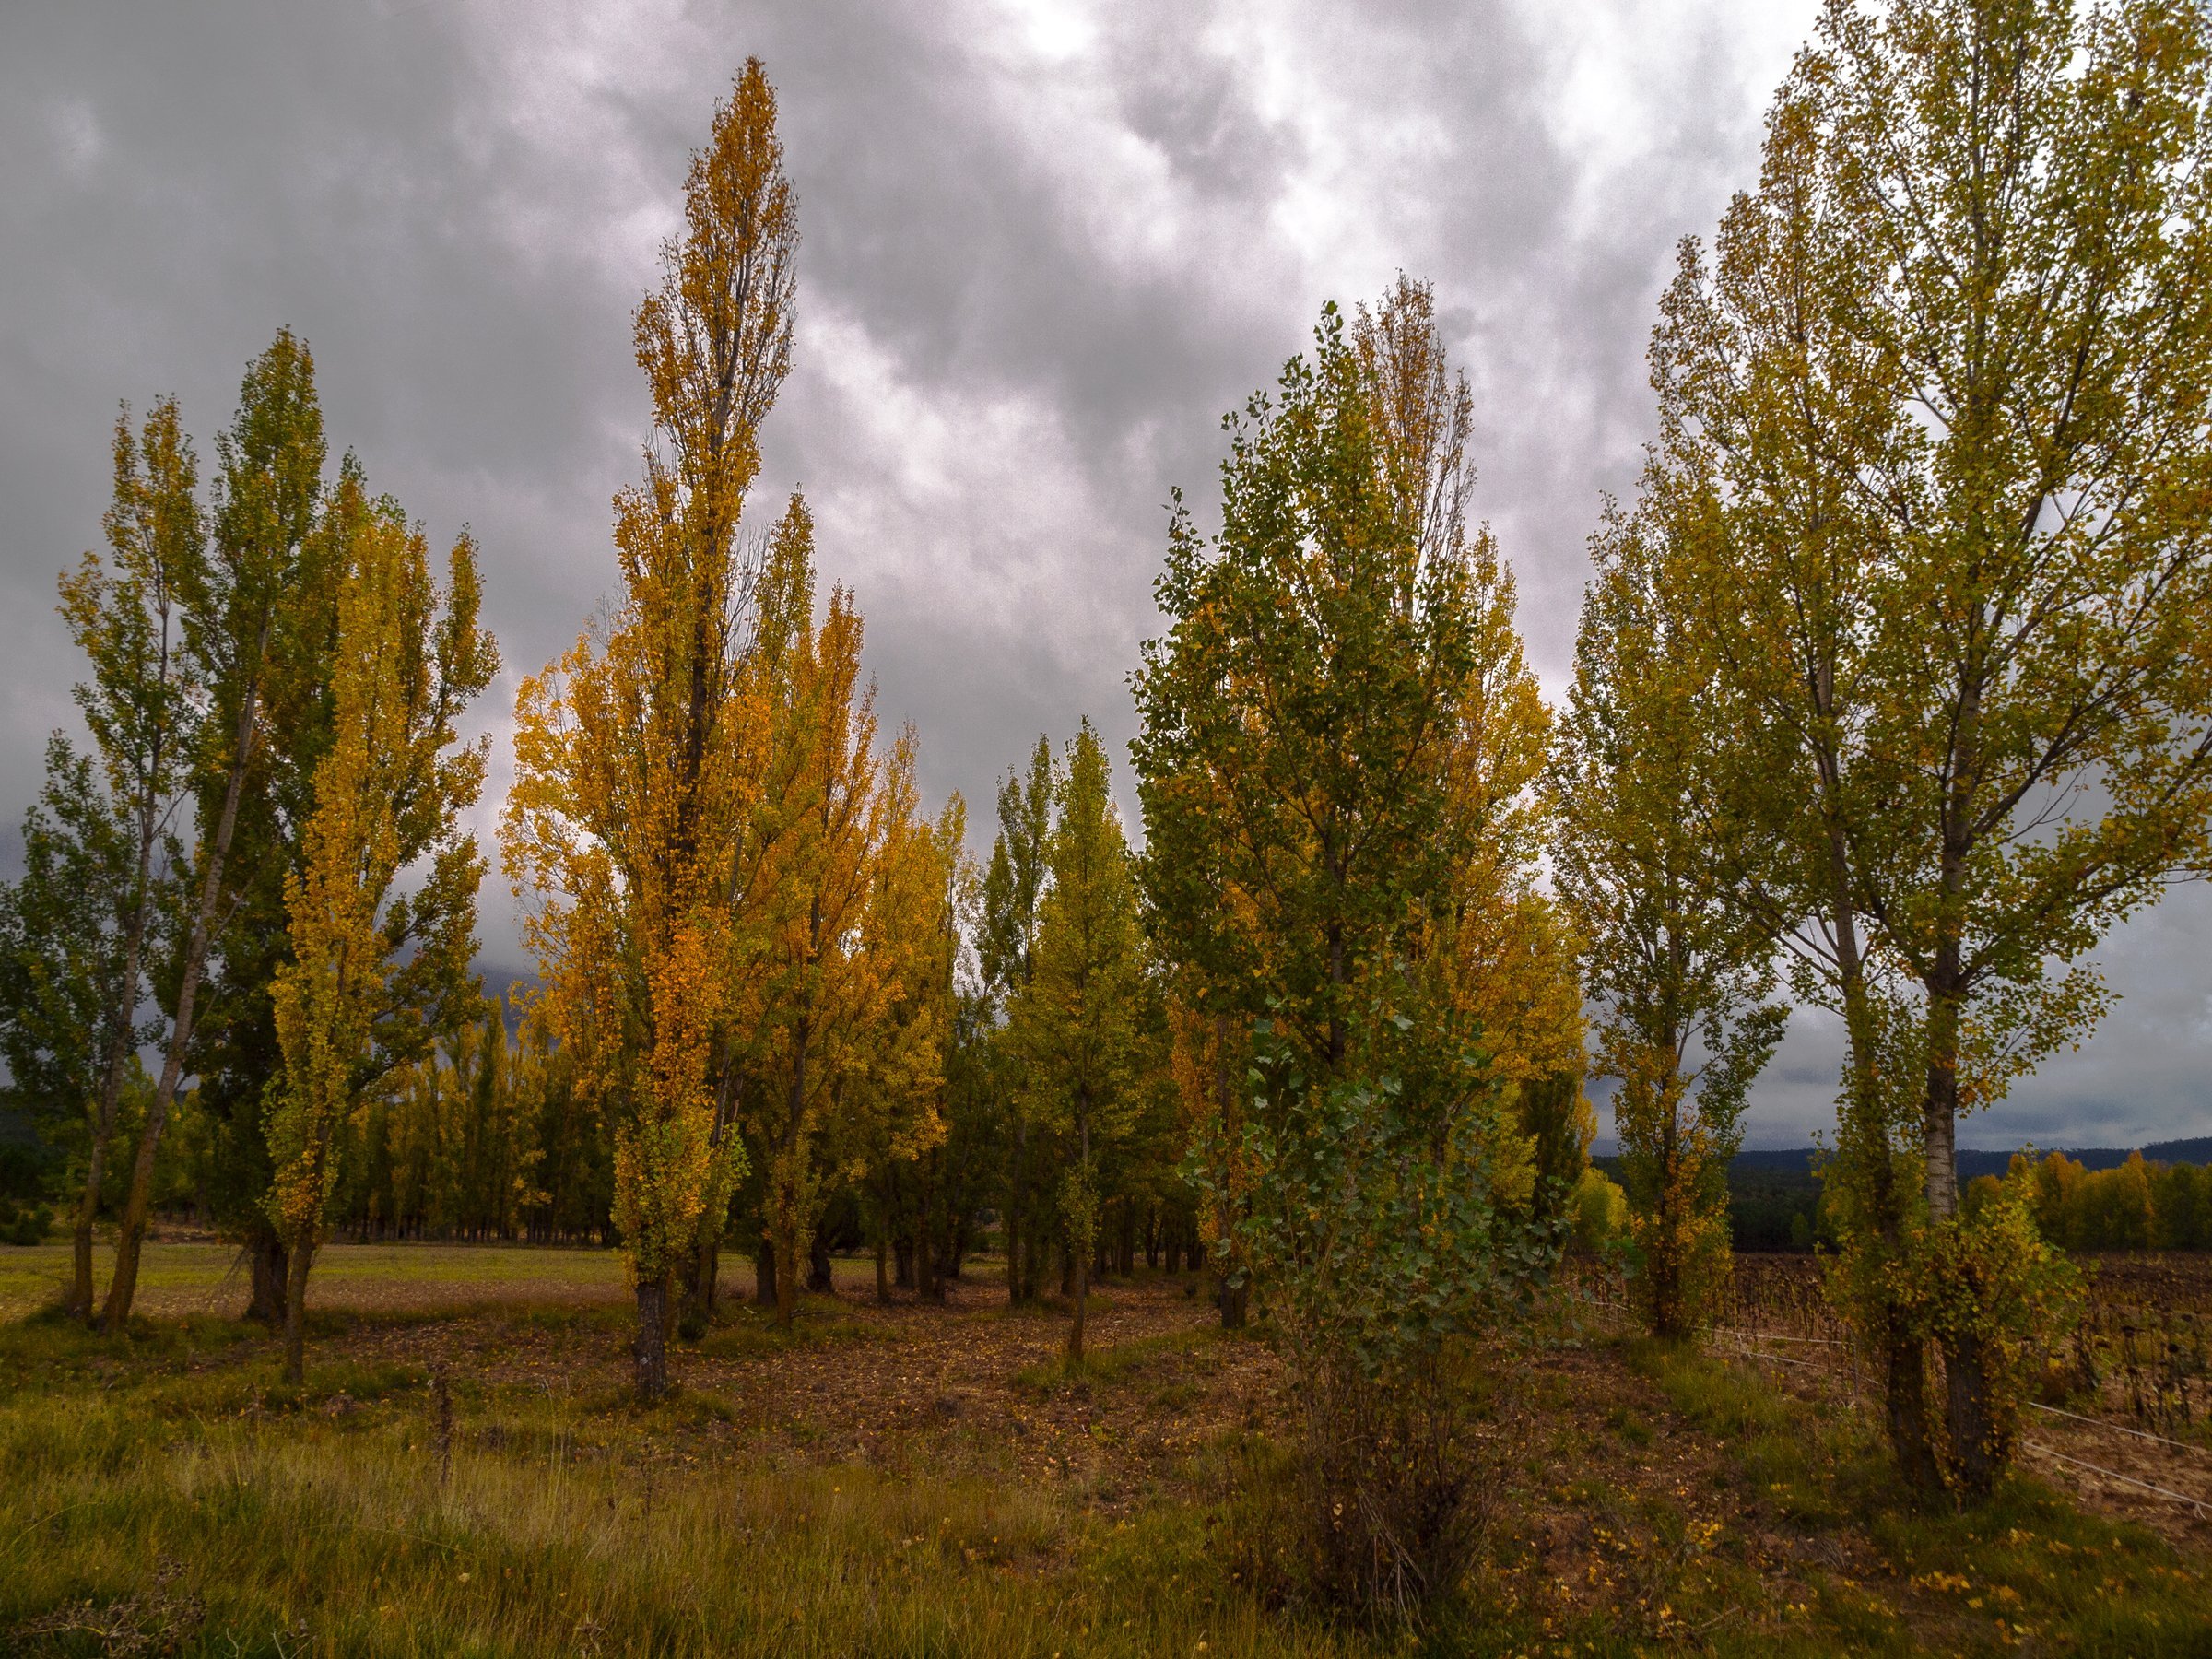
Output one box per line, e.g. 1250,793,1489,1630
1669,1145,2212,1254
6,0,2212,1612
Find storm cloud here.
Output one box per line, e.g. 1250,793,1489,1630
3,0,2205,1149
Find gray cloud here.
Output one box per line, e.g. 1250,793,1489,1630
3,0,2204,1149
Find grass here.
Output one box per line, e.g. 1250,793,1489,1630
0,1318,1357,1657
1,1249,2208,1655
0,1240,634,1322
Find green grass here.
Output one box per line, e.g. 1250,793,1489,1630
0,1241,635,1322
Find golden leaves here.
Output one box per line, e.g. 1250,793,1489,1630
268,490,494,1248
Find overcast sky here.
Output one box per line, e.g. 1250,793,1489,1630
3,0,2206,1151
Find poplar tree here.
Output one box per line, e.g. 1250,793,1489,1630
1817,0,2212,1492
1006,721,1148,1364
3,398,203,1319
505,60,794,1396
105,333,328,1330
0,745,143,1281
978,737,1053,1303
1134,287,1482,1087
738,507,890,1328
844,735,951,1302
265,480,495,1382
1554,496,1784,1337
1660,0,2212,1494
1135,282,1549,1605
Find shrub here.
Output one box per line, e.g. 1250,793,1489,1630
1196,995,1558,1618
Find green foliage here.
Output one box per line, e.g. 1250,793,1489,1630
0,743,140,1155
1005,721,1159,1358
1893,1178,2082,1486
1555,495,1784,1338
1133,295,1483,1079
1217,1001,1554,1388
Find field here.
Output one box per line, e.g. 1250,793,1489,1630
3,1244,2211,1657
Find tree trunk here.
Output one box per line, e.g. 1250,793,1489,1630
248,1232,288,1325
1006,1115,1031,1305
104,672,264,1331
68,1137,108,1324
875,1234,890,1303
1068,1238,1088,1365
754,1234,778,1310
1923,984,1962,1224
1885,1310,1939,1494
1924,975,1999,1491
696,1236,721,1319
916,1201,938,1303
1946,1324,1999,1498
1829,846,1940,1494
69,756,166,1321
635,1277,669,1401
281,1236,314,1384
772,1224,799,1328
1211,1010,1244,1329
894,1234,915,1289
1218,1272,1247,1329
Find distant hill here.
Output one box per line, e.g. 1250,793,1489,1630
1953,1136,2212,1178
1596,1139,2212,1183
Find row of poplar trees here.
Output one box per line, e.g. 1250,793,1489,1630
1556,0,2212,1504
0,334,498,1385
494,63,1319,1396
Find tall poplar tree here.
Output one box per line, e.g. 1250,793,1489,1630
737,507,891,1328
1817,0,2212,1491
505,59,795,1397
265,480,495,1382
1555,496,1784,1336
105,332,328,1330
1135,282,1550,1606
6,398,203,1319
0,746,142,1277
978,737,1053,1303
842,735,951,1301
1006,721,1147,1364
1134,286,1483,1085
1661,0,2212,1494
